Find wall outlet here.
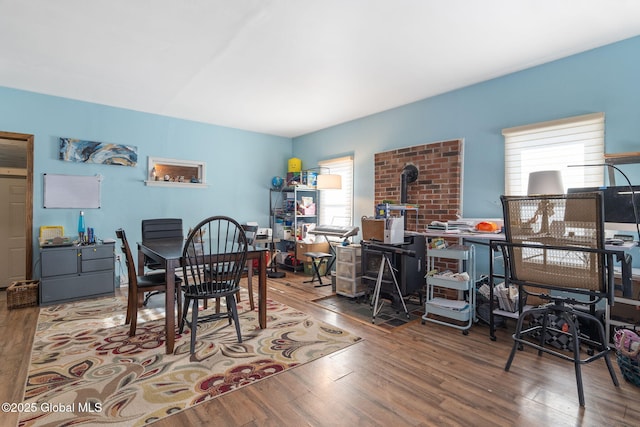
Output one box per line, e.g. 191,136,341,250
115,254,121,261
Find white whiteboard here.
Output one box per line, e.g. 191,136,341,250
43,173,101,208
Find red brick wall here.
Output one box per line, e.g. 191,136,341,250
373,139,462,231
374,140,463,297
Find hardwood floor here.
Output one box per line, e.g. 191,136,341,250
2,273,640,426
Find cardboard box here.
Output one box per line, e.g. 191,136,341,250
362,217,403,243
362,218,384,241
295,241,330,262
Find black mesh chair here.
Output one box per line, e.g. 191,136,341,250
116,228,182,337
179,216,248,354
496,192,631,406
140,218,183,305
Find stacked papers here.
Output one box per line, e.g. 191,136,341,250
426,220,475,233
495,282,519,312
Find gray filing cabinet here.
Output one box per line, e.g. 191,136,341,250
40,243,115,305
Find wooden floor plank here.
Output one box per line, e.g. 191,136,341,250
2,272,640,426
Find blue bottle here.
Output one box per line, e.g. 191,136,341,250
78,211,86,243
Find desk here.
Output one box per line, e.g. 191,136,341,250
137,238,268,354
425,230,636,341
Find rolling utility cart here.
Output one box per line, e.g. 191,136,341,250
422,244,476,334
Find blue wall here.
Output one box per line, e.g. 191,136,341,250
1,36,639,277
0,87,292,276
293,36,640,225
292,35,640,273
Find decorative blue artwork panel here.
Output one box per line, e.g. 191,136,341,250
59,138,138,166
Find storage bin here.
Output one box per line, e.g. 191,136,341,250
336,261,362,280
616,351,640,387
304,261,327,276
337,244,361,263
7,280,39,309
336,276,367,297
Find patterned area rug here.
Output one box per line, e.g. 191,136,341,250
19,291,361,426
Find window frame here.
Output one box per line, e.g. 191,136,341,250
318,156,354,226
502,112,605,196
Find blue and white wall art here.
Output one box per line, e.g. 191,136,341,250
59,138,138,166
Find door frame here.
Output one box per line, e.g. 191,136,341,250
0,131,33,280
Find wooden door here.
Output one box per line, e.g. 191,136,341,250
0,176,26,288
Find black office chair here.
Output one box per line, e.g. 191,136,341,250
141,218,184,270
116,228,182,337
497,192,631,406
140,218,183,305
179,216,248,354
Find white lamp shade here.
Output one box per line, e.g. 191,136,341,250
317,174,342,190
527,170,564,195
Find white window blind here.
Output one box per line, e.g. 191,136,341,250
318,156,354,226
503,112,605,196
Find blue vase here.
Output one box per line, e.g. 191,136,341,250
78,211,86,242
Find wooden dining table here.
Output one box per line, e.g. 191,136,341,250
137,238,268,354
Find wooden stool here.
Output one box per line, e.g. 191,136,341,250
303,252,333,287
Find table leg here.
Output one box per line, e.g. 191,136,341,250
258,251,267,329
165,260,177,354
137,249,145,276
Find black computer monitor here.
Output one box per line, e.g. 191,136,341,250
567,186,640,231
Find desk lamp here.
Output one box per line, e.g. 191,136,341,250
527,170,564,234
317,173,342,189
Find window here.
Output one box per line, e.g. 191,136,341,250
503,112,604,196
318,156,354,226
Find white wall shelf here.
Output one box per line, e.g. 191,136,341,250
146,156,206,187
144,180,208,188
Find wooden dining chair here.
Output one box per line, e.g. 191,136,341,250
240,223,258,310
179,216,248,354
116,228,182,337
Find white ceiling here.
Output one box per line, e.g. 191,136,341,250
1,1,640,138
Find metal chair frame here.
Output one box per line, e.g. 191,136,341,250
497,193,631,406
116,228,182,337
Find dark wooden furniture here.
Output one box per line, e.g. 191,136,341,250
138,235,268,354
241,224,259,310
140,218,184,306
179,216,248,354
116,228,182,337
141,218,183,271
